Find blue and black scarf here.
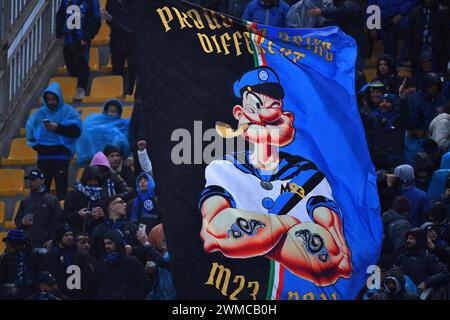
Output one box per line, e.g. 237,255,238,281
74,181,103,201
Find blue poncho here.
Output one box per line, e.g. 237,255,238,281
76,99,130,165
25,82,82,157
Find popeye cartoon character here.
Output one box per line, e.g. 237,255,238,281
199,66,352,286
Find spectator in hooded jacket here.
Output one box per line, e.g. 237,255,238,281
413,152,435,191
394,164,430,227
408,72,448,128
25,82,82,200
372,54,403,95
370,267,419,300
379,196,413,268
89,151,136,202
395,228,450,294
102,0,136,95
421,222,450,270
95,231,151,299
405,0,450,73
413,51,439,88
429,103,450,152
373,94,407,166
428,201,450,244
63,166,106,235
15,170,63,249
242,0,290,27
56,0,101,101
76,99,130,165
103,144,136,190
404,122,428,166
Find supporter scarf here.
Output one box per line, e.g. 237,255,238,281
131,193,155,223
15,250,32,287
105,179,116,198
105,252,121,264
74,182,103,201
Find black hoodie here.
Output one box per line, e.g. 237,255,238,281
373,54,403,95
395,228,450,288
371,267,419,300
95,231,151,300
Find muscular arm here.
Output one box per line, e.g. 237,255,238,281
200,196,299,258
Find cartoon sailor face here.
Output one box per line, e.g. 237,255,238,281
231,67,295,147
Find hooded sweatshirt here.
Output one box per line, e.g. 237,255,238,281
130,172,160,231
95,231,151,300
394,165,429,227
89,152,136,202
429,113,450,151
76,99,130,165
25,82,82,160
396,228,450,288
427,152,450,202
371,267,419,300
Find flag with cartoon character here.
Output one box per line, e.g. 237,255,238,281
133,0,382,300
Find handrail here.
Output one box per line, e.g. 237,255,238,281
0,0,62,130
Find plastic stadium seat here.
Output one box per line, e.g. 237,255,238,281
58,47,100,73
83,76,123,103
125,95,134,103
101,55,128,73
77,106,103,121
0,138,37,166
3,202,20,229
398,68,412,78
76,167,84,181
0,201,5,225
100,0,107,9
48,77,77,102
0,233,6,252
92,22,110,46
0,169,24,196
122,106,133,119
363,68,377,82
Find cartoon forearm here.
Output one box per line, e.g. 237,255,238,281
267,205,352,286
201,196,299,258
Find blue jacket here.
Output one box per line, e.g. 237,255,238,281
242,0,290,27
401,187,429,227
26,82,82,160
427,152,450,202
408,90,447,128
76,99,130,165
56,0,101,45
367,0,418,27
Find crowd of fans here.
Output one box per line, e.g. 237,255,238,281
0,0,449,300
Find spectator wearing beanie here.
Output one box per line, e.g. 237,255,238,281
42,224,95,300
0,229,41,299
395,228,450,294
89,151,136,202
394,164,430,227
104,144,136,190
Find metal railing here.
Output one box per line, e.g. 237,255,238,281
1,0,35,42
0,0,62,128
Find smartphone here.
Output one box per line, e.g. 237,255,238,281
43,119,50,123
139,223,146,234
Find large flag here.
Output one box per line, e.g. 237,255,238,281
133,0,382,300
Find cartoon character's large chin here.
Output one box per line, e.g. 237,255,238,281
215,122,249,139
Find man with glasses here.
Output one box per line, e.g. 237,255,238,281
90,195,141,260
